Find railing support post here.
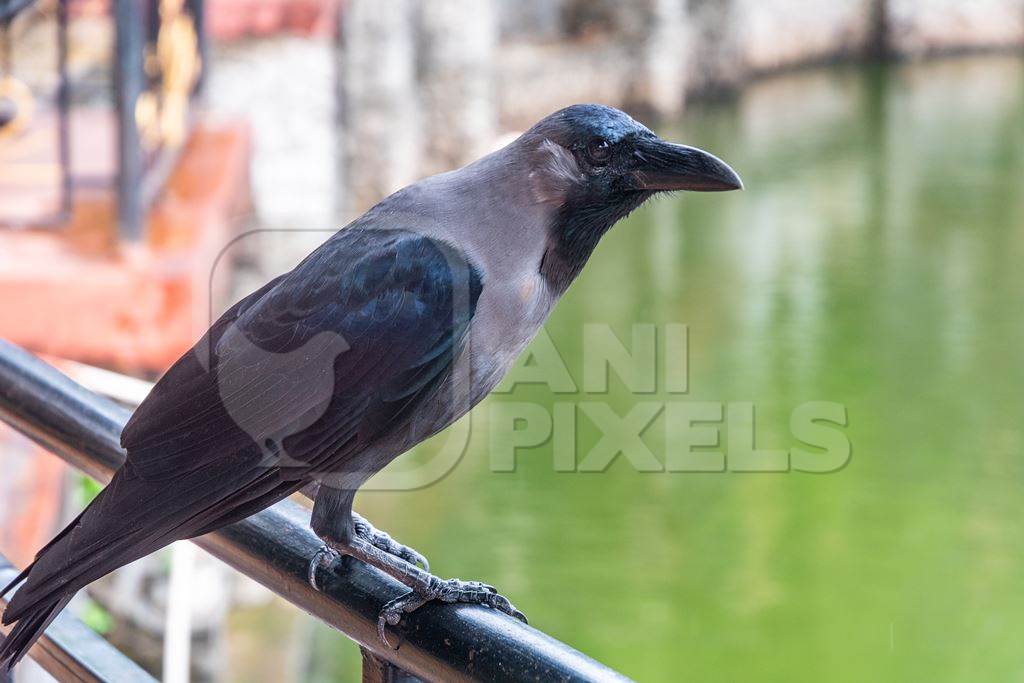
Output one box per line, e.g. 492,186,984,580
361,647,423,683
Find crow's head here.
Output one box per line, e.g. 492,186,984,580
522,104,742,288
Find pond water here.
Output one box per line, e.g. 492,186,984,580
255,56,1024,682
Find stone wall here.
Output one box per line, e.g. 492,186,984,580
887,0,1024,56
497,0,1024,111
738,0,877,71
682,0,877,91
209,0,1024,279
496,40,636,128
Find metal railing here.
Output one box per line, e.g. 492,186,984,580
0,339,632,683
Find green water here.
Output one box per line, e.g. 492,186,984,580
302,56,1024,682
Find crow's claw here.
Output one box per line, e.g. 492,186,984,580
312,521,522,648
353,513,430,572
308,544,341,590
377,577,527,648
378,591,429,648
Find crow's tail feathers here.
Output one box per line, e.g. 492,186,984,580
0,510,84,674
0,564,31,600
0,590,72,674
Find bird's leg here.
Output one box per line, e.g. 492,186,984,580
307,513,429,588
306,484,429,587
309,485,525,648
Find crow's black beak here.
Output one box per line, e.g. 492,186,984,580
633,138,743,192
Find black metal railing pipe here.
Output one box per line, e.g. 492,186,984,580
0,556,158,683
0,340,632,683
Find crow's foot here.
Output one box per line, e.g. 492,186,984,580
352,512,429,572
378,578,526,647
307,513,429,590
313,533,525,648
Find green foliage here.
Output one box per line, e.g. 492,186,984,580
79,598,113,635
76,476,103,508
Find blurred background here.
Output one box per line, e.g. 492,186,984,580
0,0,1023,681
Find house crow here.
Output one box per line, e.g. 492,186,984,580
0,104,741,666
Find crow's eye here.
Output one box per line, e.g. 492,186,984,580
587,138,612,165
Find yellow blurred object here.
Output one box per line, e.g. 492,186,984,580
0,76,34,140
136,0,201,150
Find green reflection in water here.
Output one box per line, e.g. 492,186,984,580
326,56,1024,682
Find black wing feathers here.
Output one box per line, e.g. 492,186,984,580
3,228,483,631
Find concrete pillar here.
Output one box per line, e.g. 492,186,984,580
337,0,419,215
865,0,892,58
561,0,619,36
417,0,498,175
622,0,689,119
685,0,744,93
558,0,688,118
498,0,565,40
